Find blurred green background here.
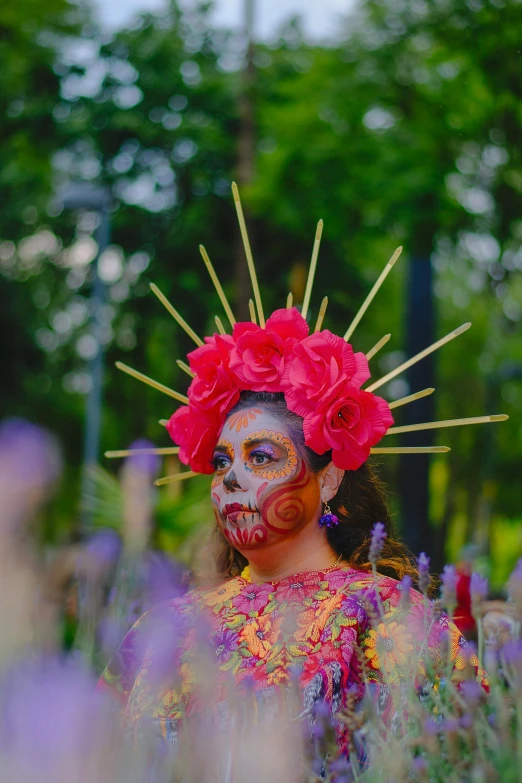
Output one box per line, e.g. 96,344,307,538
1,0,521,587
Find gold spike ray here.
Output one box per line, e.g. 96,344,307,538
105,447,180,458
159,419,169,427
248,298,257,324
231,182,265,327
116,362,189,404
176,359,195,378
385,414,508,436
388,388,435,410
344,247,402,343
366,322,471,393
286,292,293,309
150,283,203,346
370,446,450,454
214,315,226,334
199,245,236,328
366,334,391,362
155,471,199,486
314,296,328,332
301,219,324,320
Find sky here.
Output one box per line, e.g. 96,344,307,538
94,0,352,40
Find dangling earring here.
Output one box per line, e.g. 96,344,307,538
318,502,339,529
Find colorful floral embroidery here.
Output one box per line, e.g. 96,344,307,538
363,621,414,683
99,567,487,756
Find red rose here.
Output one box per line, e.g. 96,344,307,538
187,334,239,416
283,330,370,417
229,307,309,392
166,404,222,474
303,385,394,470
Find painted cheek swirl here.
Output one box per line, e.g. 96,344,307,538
258,461,314,534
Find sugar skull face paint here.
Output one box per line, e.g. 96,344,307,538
211,408,322,551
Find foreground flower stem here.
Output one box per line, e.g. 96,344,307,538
477,616,485,664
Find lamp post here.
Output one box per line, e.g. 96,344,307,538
58,183,112,527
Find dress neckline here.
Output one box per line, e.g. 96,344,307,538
237,564,361,587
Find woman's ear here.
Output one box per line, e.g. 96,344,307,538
318,461,345,504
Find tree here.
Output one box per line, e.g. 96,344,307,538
248,0,522,562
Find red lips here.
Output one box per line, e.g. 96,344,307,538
222,502,258,521
222,503,245,517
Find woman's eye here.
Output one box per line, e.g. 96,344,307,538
250,452,273,466
212,456,231,472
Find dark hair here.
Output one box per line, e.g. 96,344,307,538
212,391,416,582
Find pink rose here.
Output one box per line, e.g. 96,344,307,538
283,330,370,417
303,385,394,470
166,404,222,474
187,334,240,415
229,307,309,392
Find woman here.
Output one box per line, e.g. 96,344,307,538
100,307,485,767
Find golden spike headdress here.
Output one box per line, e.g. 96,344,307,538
107,184,508,485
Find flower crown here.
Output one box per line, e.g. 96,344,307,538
167,309,394,474
107,183,508,486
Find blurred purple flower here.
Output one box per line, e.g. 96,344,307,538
142,550,187,604
500,639,522,668
444,717,459,733
126,438,160,476
399,574,412,612
0,418,61,488
440,565,457,612
470,572,488,606
508,559,522,609
423,717,438,736
329,756,352,775
288,663,302,682
439,629,450,659
0,657,111,780
459,714,473,730
461,680,482,707
98,615,126,657
85,529,121,569
417,552,430,595
412,756,428,772
369,522,386,566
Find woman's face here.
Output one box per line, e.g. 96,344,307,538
211,407,322,551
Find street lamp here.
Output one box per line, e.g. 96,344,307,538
58,183,112,526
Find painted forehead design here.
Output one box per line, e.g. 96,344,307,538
227,408,264,433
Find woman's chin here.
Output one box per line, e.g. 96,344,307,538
222,523,268,549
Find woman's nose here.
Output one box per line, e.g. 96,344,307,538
222,458,250,493
223,469,242,492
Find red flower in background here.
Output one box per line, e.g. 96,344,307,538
282,330,370,417
229,307,309,392
303,385,394,470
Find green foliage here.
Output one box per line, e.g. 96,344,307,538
84,463,212,555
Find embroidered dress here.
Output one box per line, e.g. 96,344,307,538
99,566,484,757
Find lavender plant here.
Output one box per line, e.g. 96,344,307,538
0,419,520,782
